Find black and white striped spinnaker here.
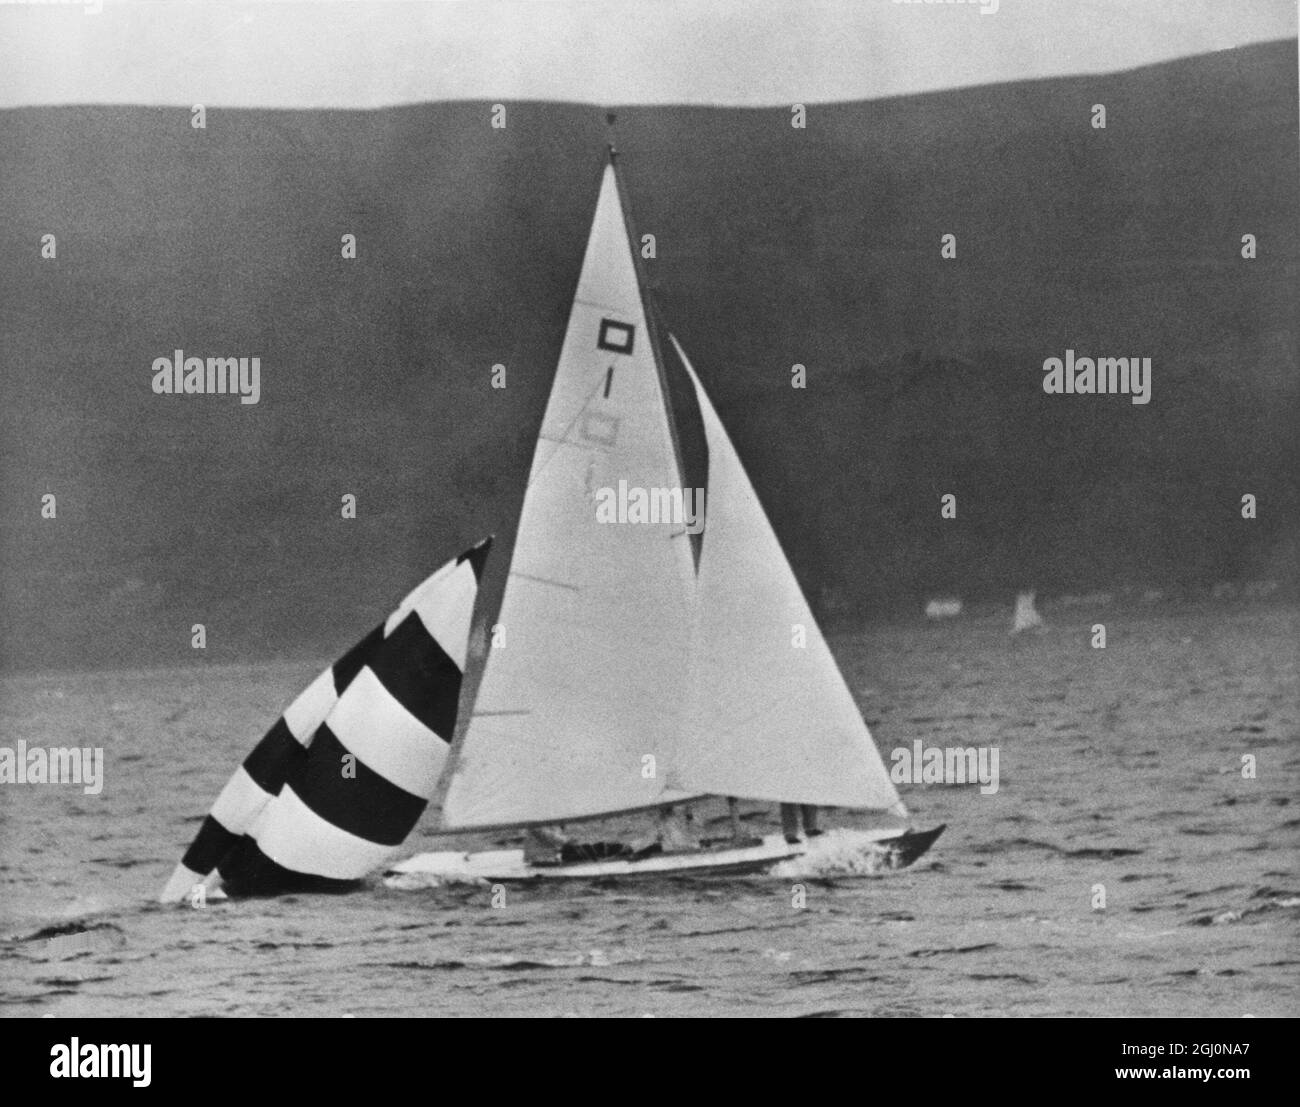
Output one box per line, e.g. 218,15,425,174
159,538,490,902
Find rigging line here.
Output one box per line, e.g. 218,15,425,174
521,373,611,493
508,571,581,592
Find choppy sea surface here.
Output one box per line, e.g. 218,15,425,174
1,603,1296,1017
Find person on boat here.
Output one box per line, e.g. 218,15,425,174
526,825,634,864
658,805,699,851
523,825,569,865
728,797,743,841
721,796,764,849
630,805,699,857
779,803,823,845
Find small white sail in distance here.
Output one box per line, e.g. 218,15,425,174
437,160,700,830
669,334,907,815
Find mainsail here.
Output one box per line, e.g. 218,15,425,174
438,159,700,829
669,335,905,813
160,540,489,902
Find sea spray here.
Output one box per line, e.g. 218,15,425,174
770,828,899,878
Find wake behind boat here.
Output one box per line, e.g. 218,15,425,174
160,145,944,903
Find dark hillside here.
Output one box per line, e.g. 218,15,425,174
1,41,1295,668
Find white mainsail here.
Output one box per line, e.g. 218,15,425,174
670,334,905,813
438,160,700,829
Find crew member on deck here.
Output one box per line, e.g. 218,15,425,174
523,825,569,865
780,803,822,845
630,805,699,856
655,805,698,851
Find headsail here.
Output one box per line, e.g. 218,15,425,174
160,539,490,902
438,158,700,830
669,334,905,814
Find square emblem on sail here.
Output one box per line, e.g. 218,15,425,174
597,318,635,354
579,409,619,447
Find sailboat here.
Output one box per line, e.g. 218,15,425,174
162,148,943,901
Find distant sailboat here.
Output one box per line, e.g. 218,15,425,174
162,148,943,899
1011,589,1046,635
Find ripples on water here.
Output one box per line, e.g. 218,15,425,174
1,604,1296,1016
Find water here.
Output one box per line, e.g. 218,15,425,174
2,603,1296,1017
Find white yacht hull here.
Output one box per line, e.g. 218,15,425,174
384,825,944,886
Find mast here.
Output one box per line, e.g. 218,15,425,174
607,131,691,538
606,125,702,801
